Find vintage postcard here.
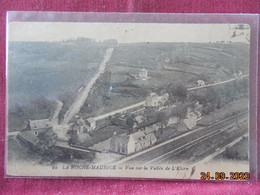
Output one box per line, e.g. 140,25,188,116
6,18,251,180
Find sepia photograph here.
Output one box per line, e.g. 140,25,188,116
6,21,250,179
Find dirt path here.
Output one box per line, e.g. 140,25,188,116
62,48,114,124
52,100,63,125
163,65,201,78
93,101,145,121
188,74,248,91
83,74,249,122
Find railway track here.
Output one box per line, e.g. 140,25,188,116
117,111,248,166
152,121,247,165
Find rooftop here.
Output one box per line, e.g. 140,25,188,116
28,119,52,130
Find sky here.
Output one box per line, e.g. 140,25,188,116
8,22,250,43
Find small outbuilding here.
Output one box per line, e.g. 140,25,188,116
85,118,96,131
197,80,205,86
146,92,159,107
139,68,148,80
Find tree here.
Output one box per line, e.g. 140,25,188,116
205,88,217,104
189,91,207,105
175,104,189,119
69,133,78,146
36,131,63,161
156,112,169,134
37,131,58,150
126,113,136,132
166,82,188,102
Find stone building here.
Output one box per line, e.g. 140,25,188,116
146,92,159,107
110,131,157,155
139,68,148,80
27,119,53,136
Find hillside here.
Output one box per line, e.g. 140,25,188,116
80,42,249,118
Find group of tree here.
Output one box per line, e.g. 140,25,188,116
166,76,248,116
35,131,64,161
166,82,188,103
189,78,248,115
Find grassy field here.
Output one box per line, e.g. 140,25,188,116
7,40,250,166
215,135,248,161
80,42,249,118
8,41,249,130
8,40,109,101
7,137,42,164
8,39,113,130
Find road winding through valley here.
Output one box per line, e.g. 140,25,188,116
62,48,114,124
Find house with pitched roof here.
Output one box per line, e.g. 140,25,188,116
145,92,169,107
110,131,157,155
27,119,53,136
177,107,202,131
70,117,97,135
146,92,159,107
